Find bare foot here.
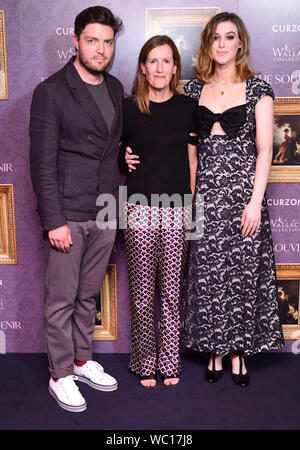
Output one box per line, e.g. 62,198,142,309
163,377,180,386
140,379,156,388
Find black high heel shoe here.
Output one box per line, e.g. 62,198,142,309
231,351,250,388
205,353,223,383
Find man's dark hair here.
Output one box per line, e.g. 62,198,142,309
74,6,122,39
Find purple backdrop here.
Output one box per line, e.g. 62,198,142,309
0,0,299,353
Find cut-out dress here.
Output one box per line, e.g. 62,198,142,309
183,77,285,356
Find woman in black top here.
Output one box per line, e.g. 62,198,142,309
121,35,197,387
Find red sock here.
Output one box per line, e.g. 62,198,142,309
74,360,87,367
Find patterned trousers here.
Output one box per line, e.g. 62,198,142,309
123,202,190,377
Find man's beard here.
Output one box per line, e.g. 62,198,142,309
78,52,109,76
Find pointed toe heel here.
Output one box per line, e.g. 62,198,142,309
232,371,249,388
205,353,223,383
231,352,250,388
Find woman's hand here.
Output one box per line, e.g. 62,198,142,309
241,201,261,237
125,146,140,172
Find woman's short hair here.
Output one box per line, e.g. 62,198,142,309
74,6,122,39
131,35,181,114
195,12,258,83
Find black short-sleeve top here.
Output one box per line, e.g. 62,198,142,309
184,77,274,140
121,93,197,203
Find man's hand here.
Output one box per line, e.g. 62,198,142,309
125,146,140,172
48,225,72,253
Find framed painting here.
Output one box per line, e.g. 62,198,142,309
93,264,118,340
146,7,221,90
269,98,300,183
276,264,300,340
0,185,17,264
0,11,8,100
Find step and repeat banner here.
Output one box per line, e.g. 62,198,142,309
0,0,299,353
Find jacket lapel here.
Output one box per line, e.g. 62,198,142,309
64,57,109,139
100,72,122,159
104,72,121,138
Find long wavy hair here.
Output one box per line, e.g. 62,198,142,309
195,12,259,83
131,35,181,114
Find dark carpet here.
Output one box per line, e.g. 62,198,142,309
0,352,299,430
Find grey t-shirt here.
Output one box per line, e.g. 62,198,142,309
85,78,115,131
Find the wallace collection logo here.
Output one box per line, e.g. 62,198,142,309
270,217,300,233
268,195,300,255
269,196,300,233
272,44,300,62
57,47,75,65
55,26,76,65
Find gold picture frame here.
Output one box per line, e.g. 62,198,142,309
93,264,118,340
276,264,300,340
146,7,221,91
0,11,8,100
269,97,300,183
0,185,17,264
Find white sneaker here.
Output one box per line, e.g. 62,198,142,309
49,375,87,412
74,360,118,392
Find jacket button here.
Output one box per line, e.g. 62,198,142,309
87,134,93,141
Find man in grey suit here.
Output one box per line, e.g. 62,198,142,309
30,6,123,412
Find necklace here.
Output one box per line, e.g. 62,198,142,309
211,77,234,96
208,81,235,114
214,82,234,102
218,83,233,96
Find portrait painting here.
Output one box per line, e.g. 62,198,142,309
0,185,17,264
0,11,8,100
269,98,300,182
273,115,300,165
93,264,118,340
276,264,300,340
146,7,221,88
277,280,299,326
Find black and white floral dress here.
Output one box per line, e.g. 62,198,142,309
182,77,285,356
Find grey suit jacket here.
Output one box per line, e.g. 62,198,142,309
30,56,123,231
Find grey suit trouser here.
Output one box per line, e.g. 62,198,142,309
44,220,116,378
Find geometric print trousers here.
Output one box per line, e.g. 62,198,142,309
123,202,190,377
